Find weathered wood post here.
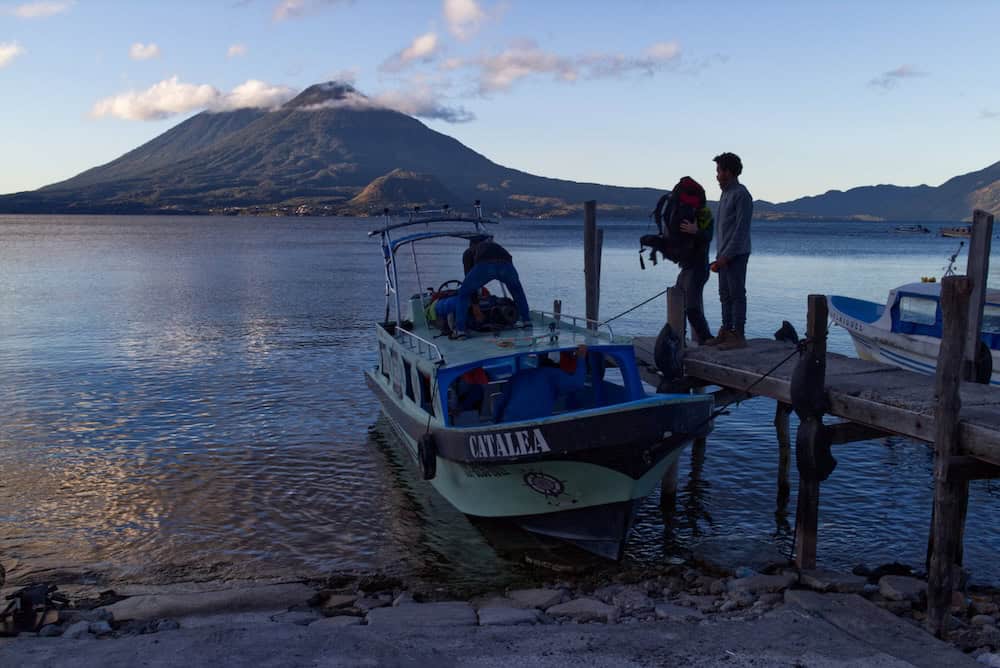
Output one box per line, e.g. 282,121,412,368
927,275,972,638
953,210,993,566
793,295,828,570
774,402,793,511
584,201,599,331
660,287,687,514
553,299,562,325
964,210,993,379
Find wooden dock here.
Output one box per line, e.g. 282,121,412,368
633,336,1000,468
603,209,999,639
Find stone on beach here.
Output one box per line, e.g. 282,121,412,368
727,572,797,594
800,569,868,594
611,587,654,614
654,603,704,622
973,614,998,627
507,588,563,609
690,537,789,576
62,620,92,639
100,583,315,621
366,602,477,629
879,575,927,602
545,598,615,623
477,606,542,626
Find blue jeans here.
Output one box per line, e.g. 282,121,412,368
718,253,749,335
456,262,531,332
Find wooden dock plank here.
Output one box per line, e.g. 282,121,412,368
633,336,1000,466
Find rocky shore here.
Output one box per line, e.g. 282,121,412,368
2,546,999,666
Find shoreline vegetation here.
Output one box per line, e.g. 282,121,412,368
0,204,971,224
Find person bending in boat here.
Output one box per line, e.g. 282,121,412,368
452,237,531,339
498,345,588,422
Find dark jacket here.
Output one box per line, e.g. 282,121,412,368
462,240,513,275
678,206,714,269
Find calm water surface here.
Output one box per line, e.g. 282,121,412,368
1,215,998,589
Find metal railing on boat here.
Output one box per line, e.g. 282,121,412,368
394,327,445,364
533,310,617,342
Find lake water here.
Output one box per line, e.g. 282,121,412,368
1,214,998,590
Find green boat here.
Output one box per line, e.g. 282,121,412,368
364,205,714,559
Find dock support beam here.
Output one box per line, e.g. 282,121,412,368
660,287,687,513
793,294,828,570
927,276,972,638
774,402,792,512
584,201,601,331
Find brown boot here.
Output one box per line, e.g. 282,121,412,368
717,332,748,350
703,327,730,347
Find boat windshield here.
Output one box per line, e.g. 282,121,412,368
440,346,644,427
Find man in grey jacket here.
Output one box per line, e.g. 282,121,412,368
708,152,753,350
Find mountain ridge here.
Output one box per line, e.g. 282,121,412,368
2,81,998,221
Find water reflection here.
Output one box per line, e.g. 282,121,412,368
2,215,1000,588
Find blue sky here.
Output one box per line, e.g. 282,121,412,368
1,0,999,202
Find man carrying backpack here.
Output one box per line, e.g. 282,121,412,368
672,177,716,345
708,152,753,351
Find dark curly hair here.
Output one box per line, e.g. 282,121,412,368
713,152,743,177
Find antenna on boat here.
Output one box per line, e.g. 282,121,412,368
943,241,965,277
474,200,482,221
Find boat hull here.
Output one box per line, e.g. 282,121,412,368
828,296,1000,386
365,369,707,557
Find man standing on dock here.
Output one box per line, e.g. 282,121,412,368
709,152,753,350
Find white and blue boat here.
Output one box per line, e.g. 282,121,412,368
364,206,714,559
828,281,1000,385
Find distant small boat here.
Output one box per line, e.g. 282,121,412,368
940,226,971,238
828,282,1000,385
893,224,930,234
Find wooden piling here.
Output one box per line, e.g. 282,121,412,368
774,402,792,510
660,287,688,511
553,299,562,325
927,275,972,638
964,210,994,378
584,200,599,330
793,294,828,570
667,286,687,347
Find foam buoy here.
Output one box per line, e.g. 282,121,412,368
417,433,437,480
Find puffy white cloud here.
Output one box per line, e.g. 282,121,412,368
219,79,296,110
272,0,348,21
227,43,248,58
456,39,683,93
380,32,440,73
443,0,486,40
373,84,474,123
129,42,160,61
869,64,926,89
0,41,25,68
7,0,73,18
90,76,296,121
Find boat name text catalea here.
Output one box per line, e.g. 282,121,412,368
468,429,551,459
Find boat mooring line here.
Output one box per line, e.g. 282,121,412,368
602,288,669,325
694,336,812,431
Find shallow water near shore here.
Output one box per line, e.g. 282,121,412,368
1,214,998,591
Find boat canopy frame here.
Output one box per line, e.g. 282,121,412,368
368,203,498,328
